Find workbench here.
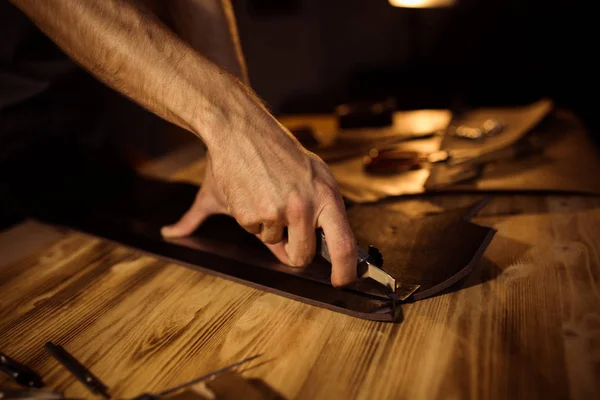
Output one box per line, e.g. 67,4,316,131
1,114,599,400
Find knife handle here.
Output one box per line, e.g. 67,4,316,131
317,229,371,264
316,229,331,263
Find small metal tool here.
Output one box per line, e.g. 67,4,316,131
130,354,262,400
316,230,398,300
449,119,505,140
0,352,44,389
318,131,437,163
44,343,109,399
363,129,545,175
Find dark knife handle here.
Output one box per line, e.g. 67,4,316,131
0,352,45,388
315,229,331,263
316,229,371,265
44,342,109,399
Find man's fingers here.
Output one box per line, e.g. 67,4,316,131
161,189,223,238
161,206,208,238
317,203,357,287
265,242,291,265
260,221,285,244
284,218,317,267
241,223,262,235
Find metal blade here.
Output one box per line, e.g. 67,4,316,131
318,230,398,297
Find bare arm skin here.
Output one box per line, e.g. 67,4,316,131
146,0,249,84
9,0,358,286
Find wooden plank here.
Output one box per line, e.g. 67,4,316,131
1,195,599,399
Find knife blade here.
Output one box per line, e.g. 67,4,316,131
316,229,399,300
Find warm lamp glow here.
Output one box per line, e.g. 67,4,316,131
389,0,455,8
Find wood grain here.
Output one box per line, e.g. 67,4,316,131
1,194,599,399
1,118,600,399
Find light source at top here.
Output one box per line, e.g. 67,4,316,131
389,0,455,8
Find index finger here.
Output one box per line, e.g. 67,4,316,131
317,201,358,287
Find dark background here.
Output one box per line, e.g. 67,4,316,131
1,0,598,227
2,0,598,161
233,0,597,133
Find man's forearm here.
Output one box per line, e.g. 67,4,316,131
163,0,249,84
9,0,259,150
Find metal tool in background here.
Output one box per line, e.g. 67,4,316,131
449,118,505,140
290,124,439,163
0,352,44,389
4,346,260,399
131,354,262,400
362,146,474,173
321,131,438,163
291,116,503,165
316,230,399,301
44,343,109,399
364,133,546,175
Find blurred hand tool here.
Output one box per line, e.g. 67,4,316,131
44,343,109,399
0,352,44,389
363,134,546,175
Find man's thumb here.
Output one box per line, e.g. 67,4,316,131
161,190,223,238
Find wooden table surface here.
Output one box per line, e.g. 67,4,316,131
1,115,600,400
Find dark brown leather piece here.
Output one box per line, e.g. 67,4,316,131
174,198,495,302
346,201,496,300
7,151,494,320
167,215,420,302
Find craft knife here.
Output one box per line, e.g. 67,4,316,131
0,352,44,389
44,343,109,399
316,230,399,301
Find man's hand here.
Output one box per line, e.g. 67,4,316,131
10,0,358,286
161,125,358,287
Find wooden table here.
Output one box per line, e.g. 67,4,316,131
1,116,600,400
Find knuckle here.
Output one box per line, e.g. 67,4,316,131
318,181,340,203
287,193,310,222
260,203,281,223
236,212,257,228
